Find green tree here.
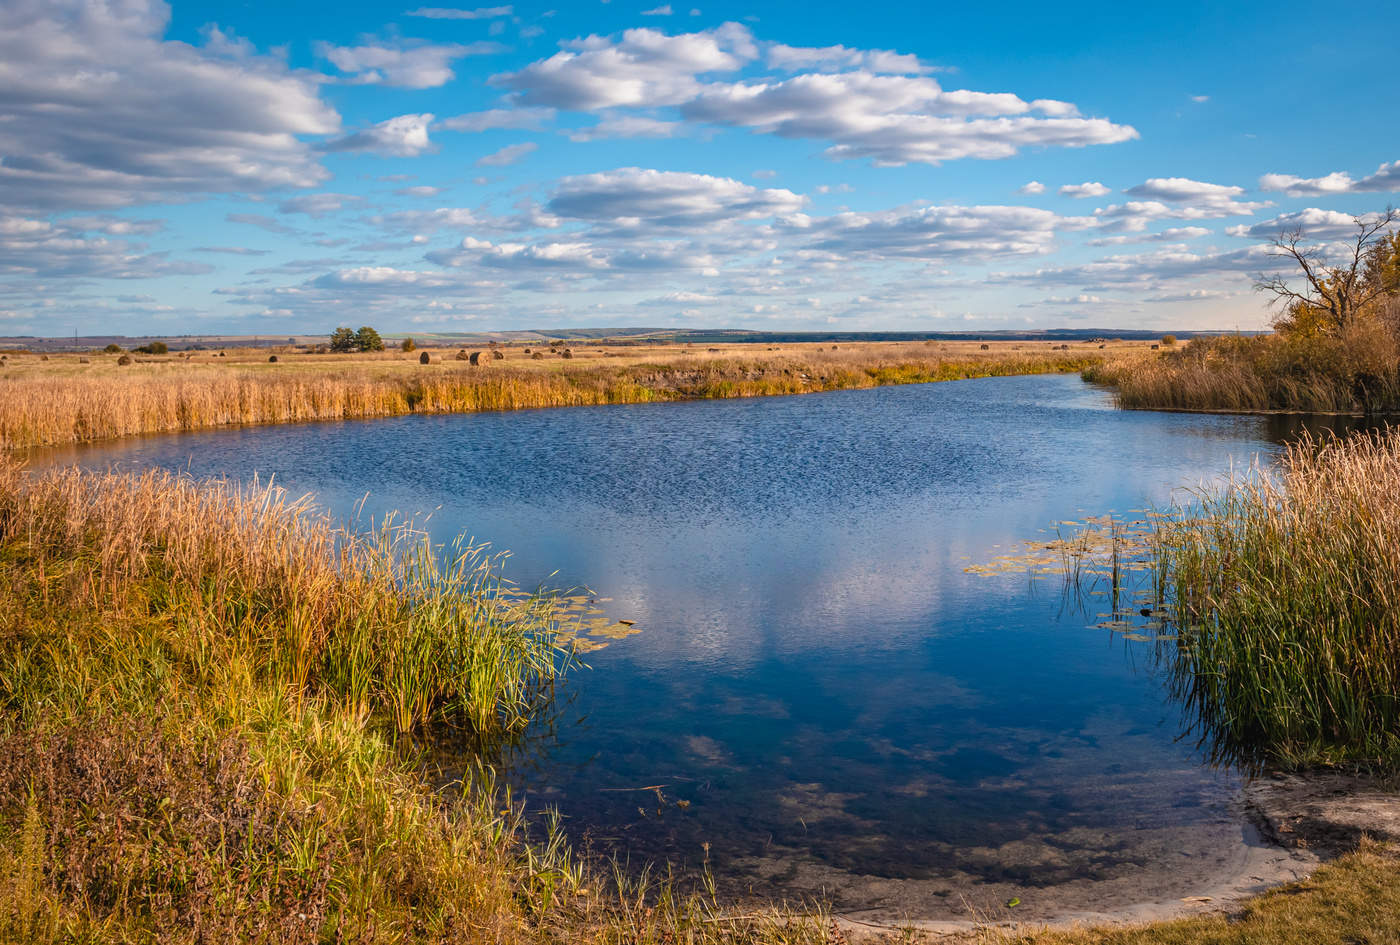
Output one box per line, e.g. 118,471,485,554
134,341,168,355
355,326,384,352
401,337,416,352
103,343,122,354
329,327,357,352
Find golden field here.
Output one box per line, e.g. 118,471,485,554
0,338,1143,450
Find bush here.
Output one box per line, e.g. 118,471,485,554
134,341,168,355
1161,334,1177,346
102,343,121,354
401,337,416,353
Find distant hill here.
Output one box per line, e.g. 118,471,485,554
0,326,1246,352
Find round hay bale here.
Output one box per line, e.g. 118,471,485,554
419,351,430,364
455,349,470,361
117,354,132,365
561,348,573,359
79,358,90,364
268,355,278,362
492,349,504,360
469,351,484,365
979,343,990,350
531,351,544,360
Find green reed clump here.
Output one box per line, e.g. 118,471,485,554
1155,429,1400,769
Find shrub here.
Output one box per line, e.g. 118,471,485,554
1161,334,1177,346
103,343,121,354
401,338,416,353
134,341,168,355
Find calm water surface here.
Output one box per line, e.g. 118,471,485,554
37,374,1365,914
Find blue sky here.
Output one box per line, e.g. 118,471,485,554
3,0,1398,337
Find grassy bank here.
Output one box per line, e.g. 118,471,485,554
1084,328,1400,414
1144,428,1400,771
0,342,1108,450
0,460,826,943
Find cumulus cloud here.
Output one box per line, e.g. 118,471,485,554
476,142,539,166
1059,181,1110,198
545,167,805,226
321,114,435,156
1258,161,1400,197
492,23,759,109
438,107,557,132
0,214,213,279
492,24,1135,166
1123,177,1265,212
1225,208,1388,241
642,4,673,14
0,0,339,212
315,39,503,88
802,204,1090,260
1018,181,1046,195
680,71,1135,165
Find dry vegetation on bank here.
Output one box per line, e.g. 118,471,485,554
0,339,1127,450
0,459,828,944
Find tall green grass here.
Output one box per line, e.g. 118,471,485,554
1153,429,1400,770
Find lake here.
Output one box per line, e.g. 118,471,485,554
33,373,1367,921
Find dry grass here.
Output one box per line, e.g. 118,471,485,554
0,459,831,943
1085,326,1400,414
0,339,1128,450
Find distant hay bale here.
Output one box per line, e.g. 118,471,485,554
117,355,132,366
561,349,573,359
419,351,430,364
523,347,532,354
707,347,720,352
979,343,990,350
218,351,225,357
469,351,483,365
268,355,278,362
78,358,90,364
41,355,49,361
455,349,470,361
492,349,504,359
1151,344,1160,350
531,351,544,360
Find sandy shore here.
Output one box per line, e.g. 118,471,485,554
821,771,1399,940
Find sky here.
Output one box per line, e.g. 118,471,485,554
3,0,1399,338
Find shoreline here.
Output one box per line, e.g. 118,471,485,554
818,770,1399,939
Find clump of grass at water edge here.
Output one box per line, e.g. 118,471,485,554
0,459,828,944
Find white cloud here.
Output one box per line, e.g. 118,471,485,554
1225,208,1389,241
642,4,673,14
277,193,361,217
438,107,557,132
681,71,1135,165
545,167,805,226
476,142,539,166
321,114,435,156
1059,181,1110,198
0,0,339,212
0,214,213,279
492,23,759,109
315,40,503,88
1018,181,1046,195
404,6,514,19
492,24,1135,166
1258,161,1400,197
566,115,684,141
765,43,931,74
802,204,1090,260
1123,177,1265,212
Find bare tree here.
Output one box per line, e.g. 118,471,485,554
1254,207,1399,334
